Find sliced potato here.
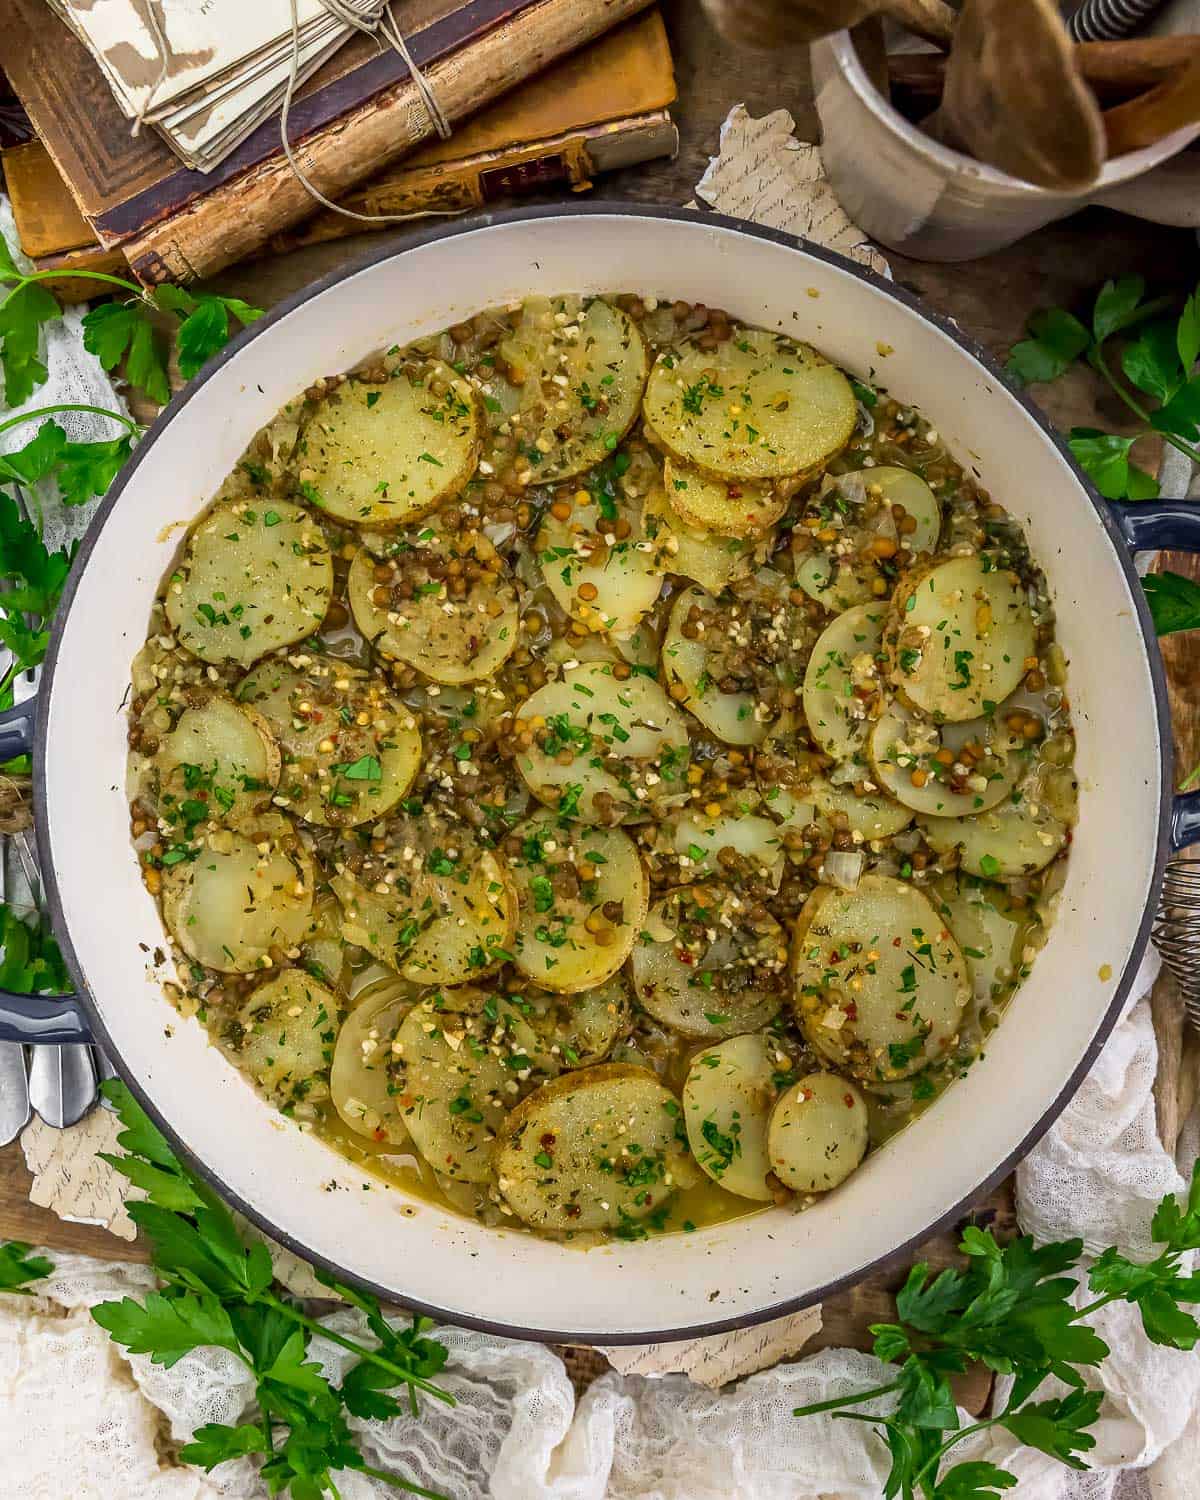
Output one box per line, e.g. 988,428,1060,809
495,1064,689,1230
153,691,279,823
519,977,633,1069
238,655,420,827
869,703,1022,818
538,489,663,638
232,970,338,1109
300,894,348,991
162,813,313,974
887,555,1036,721
508,813,648,992
791,875,970,1086
792,466,942,611
763,769,913,843
330,978,419,1144
683,1032,783,1201
332,850,517,987
662,457,787,537
643,480,752,594
503,297,648,482
630,883,787,1039
802,603,887,761
661,573,817,746
514,663,691,825
392,989,511,1182
642,330,856,482
767,1072,868,1193
165,499,332,668
936,881,1025,1007
294,363,481,528
669,804,785,888
794,552,879,614
918,792,1070,879
346,536,519,685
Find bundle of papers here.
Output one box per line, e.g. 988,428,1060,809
46,0,383,171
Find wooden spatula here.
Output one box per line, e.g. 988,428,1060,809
929,0,1106,190
1079,39,1200,155
894,38,1200,160
699,0,956,50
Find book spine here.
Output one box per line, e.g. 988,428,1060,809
121,0,655,286
267,138,595,253
264,112,676,255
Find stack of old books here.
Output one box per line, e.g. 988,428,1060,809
2,0,676,289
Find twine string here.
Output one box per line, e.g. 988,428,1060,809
281,0,466,226
129,0,460,224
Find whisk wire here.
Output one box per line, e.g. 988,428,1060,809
1152,858,1200,1032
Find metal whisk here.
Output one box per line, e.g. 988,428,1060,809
1153,858,1200,1032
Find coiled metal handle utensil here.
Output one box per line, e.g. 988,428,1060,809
1153,858,1200,1032
1068,0,1165,43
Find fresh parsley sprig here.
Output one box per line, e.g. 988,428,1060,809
0,234,263,410
1006,275,1200,501
0,901,70,994
0,1239,54,1293
794,1160,1200,1499
82,1078,452,1498
0,238,261,717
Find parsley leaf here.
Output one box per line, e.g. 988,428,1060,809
82,301,170,405
92,1288,243,1366
0,282,60,405
1142,571,1200,637
1067,429,1158,501
155,287,264,381
933,1461,1020,1499
0,902,71,994
1005,308,1090,386
0,1240,54,1294
178,1422,268,1470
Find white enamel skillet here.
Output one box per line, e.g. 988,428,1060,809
2,207,1196,1343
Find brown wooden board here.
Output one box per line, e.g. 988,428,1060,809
0,0,1196,1372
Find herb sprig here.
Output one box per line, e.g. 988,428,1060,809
0,901,70,993
0,235,262,410
0,236,261,713
77,1079,452,1498
794,1160,1200,1499
1006,275,1200,500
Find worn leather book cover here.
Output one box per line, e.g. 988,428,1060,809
4,10,674,264
1,0,541,243
118,0,657,284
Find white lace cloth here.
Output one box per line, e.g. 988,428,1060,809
0,193,1197,1499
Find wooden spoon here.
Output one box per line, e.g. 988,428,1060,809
930,0,1106,190
1081,41,1200,155
699,0,956,51
893,38,1200,159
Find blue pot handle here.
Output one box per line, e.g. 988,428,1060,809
1111,500,1200,851
0,697,91,1044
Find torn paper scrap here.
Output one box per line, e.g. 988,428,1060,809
21,1110,137,1241
696,104,891,278
599,1302,823,1389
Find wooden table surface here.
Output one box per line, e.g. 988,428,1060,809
3,0,1198,1375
